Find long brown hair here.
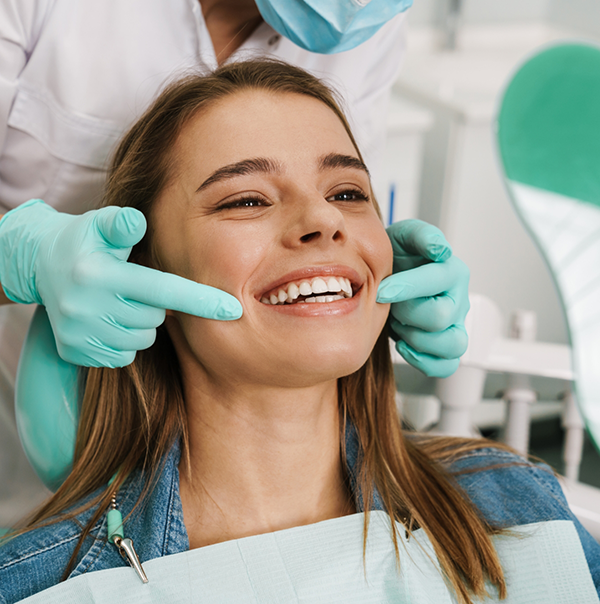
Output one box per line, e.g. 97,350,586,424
19,60,513,603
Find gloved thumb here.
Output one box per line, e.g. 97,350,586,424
95,206,147,249
387,219,452,263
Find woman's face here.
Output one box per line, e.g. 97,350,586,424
152,90,392,389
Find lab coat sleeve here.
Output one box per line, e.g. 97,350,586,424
0,0,54,159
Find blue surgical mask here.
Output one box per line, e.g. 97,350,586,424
255,0,413,54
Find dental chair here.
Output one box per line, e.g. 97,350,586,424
497,41,600,454
498,41,600,539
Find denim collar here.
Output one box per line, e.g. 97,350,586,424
69,422,383,578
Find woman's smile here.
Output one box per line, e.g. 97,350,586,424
257,265,361,316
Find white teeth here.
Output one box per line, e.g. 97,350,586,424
299,281,312,296
261,275,355,305
326,277,342,292
340,278,353,297
311,277,328,294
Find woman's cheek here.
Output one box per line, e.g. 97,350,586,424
186,221,272,289
362,220,394,284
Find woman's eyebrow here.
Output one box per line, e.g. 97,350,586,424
196,157,281,192
318,153,370,177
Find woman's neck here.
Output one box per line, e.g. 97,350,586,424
178,379,355,549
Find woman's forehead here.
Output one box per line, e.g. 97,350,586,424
174,89,358,176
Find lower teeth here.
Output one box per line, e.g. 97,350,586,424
305,295,344,304
260,294,348,305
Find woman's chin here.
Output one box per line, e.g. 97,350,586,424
256,349,372,389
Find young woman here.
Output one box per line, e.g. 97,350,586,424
0,60,598,604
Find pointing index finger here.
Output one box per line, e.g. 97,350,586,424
377,257,467,303
115,263,243,320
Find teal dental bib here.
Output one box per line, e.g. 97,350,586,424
15,513,599,603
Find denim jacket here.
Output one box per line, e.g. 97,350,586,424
1,430,599,603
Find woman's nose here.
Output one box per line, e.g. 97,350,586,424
283,194,347,248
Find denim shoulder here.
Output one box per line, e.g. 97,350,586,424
0,488,104,604
448,446,600,593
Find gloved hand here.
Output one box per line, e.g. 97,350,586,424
0,199,242,367
377,219,470,378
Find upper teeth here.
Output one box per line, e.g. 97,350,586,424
261,276,354,305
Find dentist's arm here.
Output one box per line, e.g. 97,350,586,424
377,219,470,378
0,199,242,368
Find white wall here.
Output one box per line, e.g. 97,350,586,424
409,0,600,37
461,0,549,24
408,0,550,27
407,0,447,27
547,0,600,39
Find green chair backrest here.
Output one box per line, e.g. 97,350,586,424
497,42,600,453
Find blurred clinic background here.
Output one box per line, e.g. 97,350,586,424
377,0,600,497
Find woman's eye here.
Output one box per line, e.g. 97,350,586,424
328,189,370,203
218,197,268,210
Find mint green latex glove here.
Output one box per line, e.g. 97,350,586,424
377,219,470,378
0,199,242,368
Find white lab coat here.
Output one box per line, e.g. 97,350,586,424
0,0,406,524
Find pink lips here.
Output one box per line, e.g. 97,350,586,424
257,265,362,301
255,265,364,317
